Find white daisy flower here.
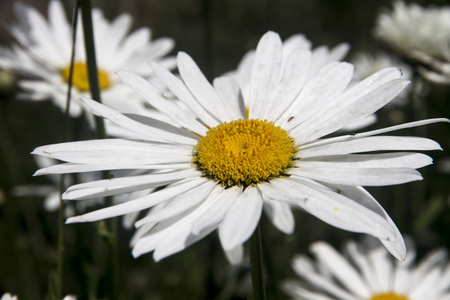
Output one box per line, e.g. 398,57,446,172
0,0,175,117
283,238,450,300
374,1,450,60
374,1,450,85
1,293,18,300
32,31,447,262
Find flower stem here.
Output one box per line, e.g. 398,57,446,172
79,1,119,299
249,221,266,300
54,1,80,298
79,0,106,138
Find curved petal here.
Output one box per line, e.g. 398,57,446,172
219,186,263,251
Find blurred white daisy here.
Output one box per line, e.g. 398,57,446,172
375,1,450,60
33,31,447,262
375,1,450,84
283,238,450,300
0,0,175,117
0,293,17,300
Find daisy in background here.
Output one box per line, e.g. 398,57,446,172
0,0,176,117
374,1,450,84
282,237,450,300
0,294,18,300
32,31,447,262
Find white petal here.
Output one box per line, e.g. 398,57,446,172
290,167,422,186
65,177,207,223
262,198,295,234
63,169,200,200
224,245,244,265
134,180,217,226
279,62,354,129
303,118,449,149
150,61,220,128
116,71,208,135
300,136,442,159
298,153,433,169
264,48,311,121
177,52,235,122
219,186,263,251
286,177,403,256
34,162,192,175
33,139,192,165
310,242,371,298
78,97,197,145
296,79,409,143
248,31,282,120
213,76,245,119
191,185,242,235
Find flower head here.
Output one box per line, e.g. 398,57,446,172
0,0,175,116
375,1,450,60
283,238,450,300
33,31,447,262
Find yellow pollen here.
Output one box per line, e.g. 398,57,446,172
193,119,297,187
62,62,111,91
371,293,409,300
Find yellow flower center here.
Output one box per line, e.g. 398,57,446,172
193,119,296,187
371,293,409,300
62,62,111,91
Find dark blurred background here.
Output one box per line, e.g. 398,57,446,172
0,0,449,299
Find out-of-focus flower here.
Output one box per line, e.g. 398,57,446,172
0,1,175,116
32,31,447,262
375,1,450,60
1,293,18,300
283,238,450,300
375,1,450,84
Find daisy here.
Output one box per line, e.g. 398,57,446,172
374,1,450,84
0,294,18,300
32,31,447,262
0,0,175,117
282,238,450,300
374,1,450,60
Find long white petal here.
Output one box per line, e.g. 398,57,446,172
310,241,371,298
299,136,442,159
150,61,220,128
219,186,263,251
298,153,433,169
302,118,449,149
63,169,200,200
191,185,242,235
262,198,295,234
116,70,208,135
65,177,207,223
79,97,197,145
134,180,217,226
290,167,422,186
248,31,282,120
178,52,235,122
264,48,312,121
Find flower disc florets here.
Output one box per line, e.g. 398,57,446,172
193,119,297,187
62,62,111,91
371,293,409,300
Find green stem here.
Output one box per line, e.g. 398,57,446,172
80,0,106,138
54,1,81,298
249,222,266,300
79,1,119,298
